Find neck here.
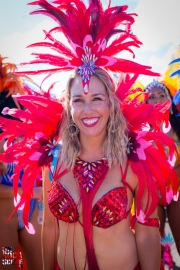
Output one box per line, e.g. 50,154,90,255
79,133,106,162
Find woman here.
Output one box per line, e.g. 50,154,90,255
0,56,43,270
41,68,164,270
145,80,180,262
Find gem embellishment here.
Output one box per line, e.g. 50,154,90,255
78,46,98,93
73,157,109,193
48,180,79,223
92,187,128,228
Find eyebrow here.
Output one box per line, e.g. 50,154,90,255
71,93,106,98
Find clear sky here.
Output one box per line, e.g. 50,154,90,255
0,0,180,94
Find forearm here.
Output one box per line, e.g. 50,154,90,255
0,184,22,198
42,223,58,270
136,228,161,270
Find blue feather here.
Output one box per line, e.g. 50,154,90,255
169,57,180,65
170,70,180,77
161,233,174,246
173,89,180,105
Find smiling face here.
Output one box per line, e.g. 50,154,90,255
147,86,168,105
69,75,110,140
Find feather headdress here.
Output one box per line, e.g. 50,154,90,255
169,46,180,107
17,0,159,93
144,46,180,111
0,55,27,97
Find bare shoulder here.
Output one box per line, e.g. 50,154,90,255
42,167,50,179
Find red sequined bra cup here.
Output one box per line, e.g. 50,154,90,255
48,159,132,228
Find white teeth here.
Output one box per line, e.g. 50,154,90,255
82,118,98,125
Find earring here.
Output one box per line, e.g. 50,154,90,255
67,120,79,137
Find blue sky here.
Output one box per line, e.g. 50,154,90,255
0,0,180,93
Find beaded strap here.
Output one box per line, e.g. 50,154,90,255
130,215,160,229
138,217,160,227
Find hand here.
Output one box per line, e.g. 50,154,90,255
33,186,43,202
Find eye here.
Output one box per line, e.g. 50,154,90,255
148,95,154,100
92,97,102,101
160,94,166,98
73,98,83,103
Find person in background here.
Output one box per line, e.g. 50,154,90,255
145,79,180,268
0,55,43,270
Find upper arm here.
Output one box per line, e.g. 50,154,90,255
126,163,139,192
134,183,159,237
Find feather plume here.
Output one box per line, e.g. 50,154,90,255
18,0,159,92
0,55,29,97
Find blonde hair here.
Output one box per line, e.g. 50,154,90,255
59,68,128,169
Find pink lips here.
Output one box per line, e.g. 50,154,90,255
82,117,99,127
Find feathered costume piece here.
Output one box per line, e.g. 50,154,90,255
169,46,180,110
161,233,174,270
17,0,159,93
117,74,179,219
0,95,63,227
128,78,146,102
0,55,27,97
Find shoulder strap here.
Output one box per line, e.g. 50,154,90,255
120,160,134,194
49,144,61,182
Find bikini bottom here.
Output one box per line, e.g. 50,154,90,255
56,262,141,270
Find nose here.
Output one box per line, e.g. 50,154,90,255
155,97,164,104
83,101,94,112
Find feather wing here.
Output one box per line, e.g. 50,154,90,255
0,95,63,227
120,76,179,219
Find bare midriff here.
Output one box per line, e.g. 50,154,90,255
55,163,138,269
57,215,138,270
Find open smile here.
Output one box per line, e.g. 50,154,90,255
82,117,99,127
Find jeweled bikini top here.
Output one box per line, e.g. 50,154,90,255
48,157,133,228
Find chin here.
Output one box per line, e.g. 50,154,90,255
80,128,106,138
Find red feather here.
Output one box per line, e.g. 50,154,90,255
119,75,179,219
17,0,160,91
0,95,63,225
